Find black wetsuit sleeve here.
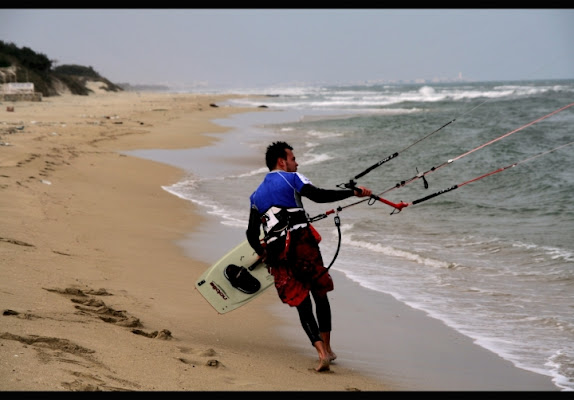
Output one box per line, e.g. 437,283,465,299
300,184,355,203
246,206,265,256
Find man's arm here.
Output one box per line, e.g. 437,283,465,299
300,184,356,203
246,206,265,256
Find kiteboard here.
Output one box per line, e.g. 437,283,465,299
195,238,274,314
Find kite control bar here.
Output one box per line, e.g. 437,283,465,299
309,193,409,222
370,194,409,214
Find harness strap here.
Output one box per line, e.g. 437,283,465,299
262,207,309,244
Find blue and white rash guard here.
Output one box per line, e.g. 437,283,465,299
246,170,356,256
249,170,311,214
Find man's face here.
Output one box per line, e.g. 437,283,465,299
283,149,298,172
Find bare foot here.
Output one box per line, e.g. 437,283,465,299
315,357,330,372
328,351,337,362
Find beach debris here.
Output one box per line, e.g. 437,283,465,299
41,179,52,185
209,103,218,107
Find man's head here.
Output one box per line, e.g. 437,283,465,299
265,141,298,172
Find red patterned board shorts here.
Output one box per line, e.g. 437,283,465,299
266,225,334,307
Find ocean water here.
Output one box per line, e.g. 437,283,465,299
127,79,574,391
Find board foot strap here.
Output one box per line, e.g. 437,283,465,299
223,264,261,294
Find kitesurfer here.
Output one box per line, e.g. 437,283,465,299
245,141,372,372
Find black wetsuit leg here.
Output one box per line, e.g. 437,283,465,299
296,291,333,344
296,295,322,345
312,290,332,333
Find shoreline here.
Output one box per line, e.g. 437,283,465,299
123,97,558,391
270,269,559,391
0,91,391,391
0,91,558,391
160,101,558,391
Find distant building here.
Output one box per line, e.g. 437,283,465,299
0,82,42,101
1,82,35,94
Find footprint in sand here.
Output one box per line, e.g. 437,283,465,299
176,346,222,368
43,286,174,337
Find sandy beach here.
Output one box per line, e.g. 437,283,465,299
0,90,394,391
0,89,559,392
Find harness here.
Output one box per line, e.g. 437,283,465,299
262,205,343,276
261,206,309,244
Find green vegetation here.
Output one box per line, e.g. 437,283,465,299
0,40,123,96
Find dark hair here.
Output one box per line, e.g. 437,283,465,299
265,141,292,171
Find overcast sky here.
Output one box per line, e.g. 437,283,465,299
1,9,573,89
